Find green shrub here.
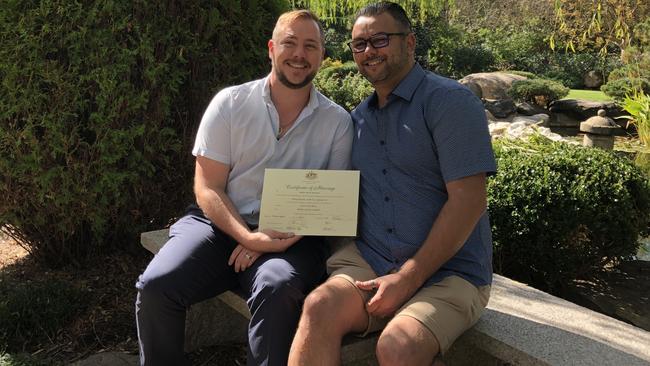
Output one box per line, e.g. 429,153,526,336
319,60,359,79
314,61,373,111
478,24,550,71
0,278,87,351
542,68,583,89
324,27,352,62
0,1,286,266
488,136,650,292
508,78,570,106
423,20,468,77
601,77,650,101
549,53,601,88
0,353,48,366
451,44,496,78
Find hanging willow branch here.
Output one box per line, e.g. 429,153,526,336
291,0,453,25
551,0,650,55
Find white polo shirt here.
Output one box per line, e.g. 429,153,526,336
193,75,353,225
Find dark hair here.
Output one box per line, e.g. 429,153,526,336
353,2,412,32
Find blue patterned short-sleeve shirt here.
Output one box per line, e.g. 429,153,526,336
351,64,496,287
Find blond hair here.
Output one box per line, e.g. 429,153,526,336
272,9,325,46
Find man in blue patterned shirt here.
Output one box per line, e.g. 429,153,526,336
289,2,496,365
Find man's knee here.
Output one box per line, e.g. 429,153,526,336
301,285,338,319
136,271,178,309
300,279,367,334
249,263,305,309
376,318,439,366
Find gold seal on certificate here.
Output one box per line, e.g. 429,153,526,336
258,169,360,236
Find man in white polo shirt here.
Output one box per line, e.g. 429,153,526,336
134,9,352,366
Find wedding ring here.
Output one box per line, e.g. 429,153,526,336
245,252,252,260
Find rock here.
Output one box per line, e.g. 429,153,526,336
549,99,624,121
516,102,548,116
549,99,630,134
483,98,517,119
488,120,564,141
584,70,604,88
460,72,527,100
512,114,550,126
549,112,581,128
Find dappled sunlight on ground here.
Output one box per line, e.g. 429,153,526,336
0,232,28,269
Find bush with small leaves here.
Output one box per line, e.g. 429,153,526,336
314,61,373,111
0,1,286,266
601,77,650,101
508,78,570,106
488,136,650,292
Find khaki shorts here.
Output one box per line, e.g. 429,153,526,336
326,239,491,354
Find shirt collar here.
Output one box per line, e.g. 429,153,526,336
366,63,425,109
391,63,425,102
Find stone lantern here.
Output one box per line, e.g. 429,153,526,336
580,109,620,150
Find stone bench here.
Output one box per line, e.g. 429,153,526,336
142,229,650,365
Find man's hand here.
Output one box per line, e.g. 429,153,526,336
228,244,262,273
242,229,303,253
355,272,418,318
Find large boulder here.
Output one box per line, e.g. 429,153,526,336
483,98,517,119
460,72,528,100
549,99,626,128
516,102,549,116
583,70,604,89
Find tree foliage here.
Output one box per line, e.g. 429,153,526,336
0,0,285,267
552,0,650,54
292,0,452,24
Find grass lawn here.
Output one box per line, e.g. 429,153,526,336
564,89,612,102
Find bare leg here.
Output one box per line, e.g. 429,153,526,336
288,277,368,366
376,316,440,366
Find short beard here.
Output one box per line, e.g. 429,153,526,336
275,68,316,89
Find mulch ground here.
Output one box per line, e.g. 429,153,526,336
0,232,245,365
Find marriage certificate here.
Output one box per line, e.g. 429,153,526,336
258,169,360,236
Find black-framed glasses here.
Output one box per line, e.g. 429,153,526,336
347,32,408,53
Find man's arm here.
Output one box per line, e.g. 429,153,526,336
194,155,301,253
357,173,488,317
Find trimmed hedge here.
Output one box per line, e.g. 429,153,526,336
488,136,650,292
508,78,570,107
0,0,286,266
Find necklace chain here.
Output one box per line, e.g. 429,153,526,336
277,123,291,139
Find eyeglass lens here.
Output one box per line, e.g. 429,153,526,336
350,34,390,53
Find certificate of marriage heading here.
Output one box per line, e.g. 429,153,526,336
258,169,360,236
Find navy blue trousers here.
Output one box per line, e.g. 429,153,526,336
135,207,328,366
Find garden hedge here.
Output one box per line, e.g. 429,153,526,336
0,0,286,266
488,136,650,292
